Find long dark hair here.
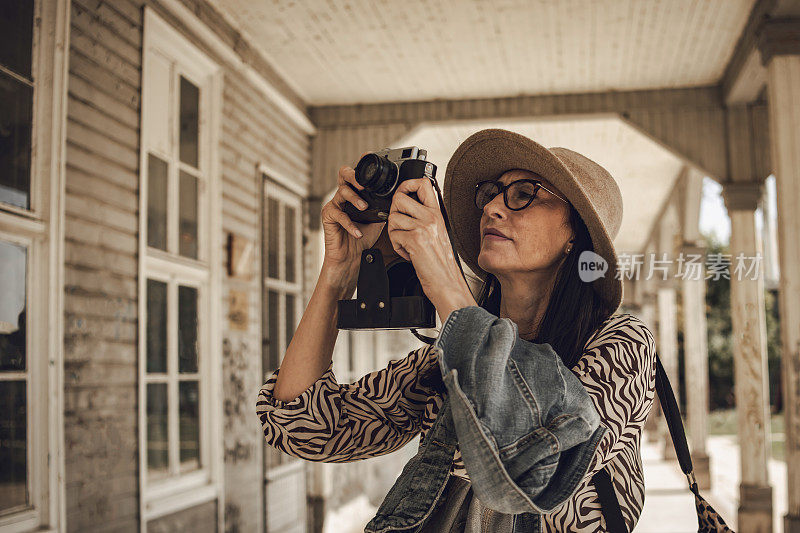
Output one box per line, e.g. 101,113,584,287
419,206,615,394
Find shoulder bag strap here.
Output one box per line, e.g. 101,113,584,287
592,352,692,533
592,467,627,532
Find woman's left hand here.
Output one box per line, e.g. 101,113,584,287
387,178,477,321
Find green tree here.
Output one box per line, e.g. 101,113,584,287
699,231,782,412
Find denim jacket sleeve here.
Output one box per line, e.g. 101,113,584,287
433,306,608,515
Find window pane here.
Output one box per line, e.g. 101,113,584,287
266,197,279,279
0,240,26,371
179,76,199,168
178,285,197,373
147,154,168,250
146,279,167,373
0,380,27,513
179,171,198,259
285,205,296,283
178,381,200,470
0,72,32,210
146,383,168,477
265,290,279,371
0,0,34,79
285,294,296,351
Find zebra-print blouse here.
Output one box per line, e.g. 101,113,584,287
256,312,657,532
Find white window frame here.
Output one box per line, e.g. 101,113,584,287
138,8,223,525
261,173,305,470
262,176,305,375
0,0,69,531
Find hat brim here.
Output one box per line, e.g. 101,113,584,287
443,129,622,313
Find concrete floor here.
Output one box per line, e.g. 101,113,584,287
323,433,789,532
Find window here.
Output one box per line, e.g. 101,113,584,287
144,277,202,481
0,240,28,515
0,1,34,212
139,8,221,520
0,0,68,531
261,178,304,469
262,181,303,375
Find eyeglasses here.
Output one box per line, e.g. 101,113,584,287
474,179,569,211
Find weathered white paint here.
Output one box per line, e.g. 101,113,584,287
764,52,800,532
680,168,712,489
138,7,223,527
155,0,315,134
722,181,773,533
208,0,755,106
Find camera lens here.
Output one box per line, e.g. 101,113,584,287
355,153,397,196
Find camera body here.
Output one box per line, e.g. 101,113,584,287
342,146,437,224
337,146,438,331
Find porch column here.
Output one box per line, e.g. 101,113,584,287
760,24,800,529
681,242,711,489
721,181,772,533
657,285,679,460
639,292,662,443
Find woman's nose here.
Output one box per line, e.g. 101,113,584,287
483,193,508,219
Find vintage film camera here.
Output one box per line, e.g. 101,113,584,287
337,147,439,331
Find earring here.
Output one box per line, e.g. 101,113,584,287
565,241,574,255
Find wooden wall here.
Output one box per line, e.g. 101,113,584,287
62,0,312,531
64,1,143,530
218,64,312,533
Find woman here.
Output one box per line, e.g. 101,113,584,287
256,129,657,532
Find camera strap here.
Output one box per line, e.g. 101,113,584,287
411,179,475,345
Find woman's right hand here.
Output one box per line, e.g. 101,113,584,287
320,164,387,288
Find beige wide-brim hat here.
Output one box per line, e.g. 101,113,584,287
443,128,624,312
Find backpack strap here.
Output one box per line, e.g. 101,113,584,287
593,352,690,533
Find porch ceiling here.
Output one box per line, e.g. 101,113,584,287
208,0,755,106
207,0,741,254
398,117,684,255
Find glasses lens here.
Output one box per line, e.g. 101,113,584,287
475,182,500,210
507,181,538,209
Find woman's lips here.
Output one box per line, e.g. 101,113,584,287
484,233,511,241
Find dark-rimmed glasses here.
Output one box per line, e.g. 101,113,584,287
474,179,569,211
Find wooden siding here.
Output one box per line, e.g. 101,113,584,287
219,65,311,532
147,499,217,533
64,1,143,530
63,0,312,531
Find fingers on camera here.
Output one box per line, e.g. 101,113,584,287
332,209,362,239
333,185,367,211
338,184,367,211
338,165,364,190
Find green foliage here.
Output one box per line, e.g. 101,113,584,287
703,233,734,410
700,232,783,411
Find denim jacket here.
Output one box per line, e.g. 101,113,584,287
365,306,607,533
